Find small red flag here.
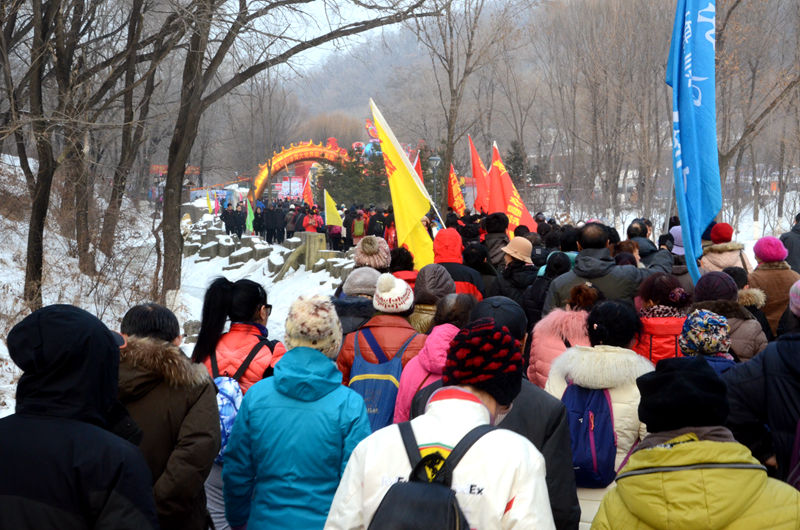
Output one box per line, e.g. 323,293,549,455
487,143,537,235
469,135,490,214
447,165,466,216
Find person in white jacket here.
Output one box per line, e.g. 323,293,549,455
545,301,653,529
326,317,556,530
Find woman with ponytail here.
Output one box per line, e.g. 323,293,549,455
631,272,692,364
193,277,286,530
545,301,653,528
193,278,286,392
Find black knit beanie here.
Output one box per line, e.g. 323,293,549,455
636,356,729,433
443,317,523,406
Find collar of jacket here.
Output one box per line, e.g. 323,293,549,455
703,242,744,254
363,314,416,329
120,336,210,390
636,425,736,452
230,321,269,336
755,260,791,271
548,345,654,389
423,386,490,424
690,300,754,320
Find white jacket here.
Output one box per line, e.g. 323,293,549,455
325,387,556,530
545,345,653,529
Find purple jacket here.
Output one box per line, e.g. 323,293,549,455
393,323,460,423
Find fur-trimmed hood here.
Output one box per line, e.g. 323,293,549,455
703,242,744,254
738,287,766,309
119,336,211,400
548,345,654,389
690,299,755,321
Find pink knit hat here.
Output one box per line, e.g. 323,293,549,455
354,236,391,270
753,236,788,263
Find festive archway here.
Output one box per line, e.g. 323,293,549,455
251,138,348,199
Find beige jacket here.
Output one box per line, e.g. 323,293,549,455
700,242,754,273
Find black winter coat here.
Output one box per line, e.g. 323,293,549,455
412,379,581,530
522,276,556,331
486,260,539,307
0,305,159,530
780,224,800,273
724,334,800,480
777,308,800,337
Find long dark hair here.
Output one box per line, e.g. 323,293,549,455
191,277,268,363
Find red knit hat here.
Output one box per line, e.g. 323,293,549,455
710,223,733,244
443,317,523,406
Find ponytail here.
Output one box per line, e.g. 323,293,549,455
191,277,269,363
192,277,234,363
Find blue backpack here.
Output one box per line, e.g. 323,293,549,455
349,329,418,432
561,382,617,488
210,337,275,464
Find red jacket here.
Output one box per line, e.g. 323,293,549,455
632,317,685,364
392,270,418,291
337,315,427,385
202,323,286,392
433,228,484,300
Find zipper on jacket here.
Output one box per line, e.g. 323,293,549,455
589,411,598,473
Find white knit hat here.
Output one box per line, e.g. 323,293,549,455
284,295,343,359
373,274,414,314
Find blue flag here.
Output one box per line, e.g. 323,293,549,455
666,0,722,283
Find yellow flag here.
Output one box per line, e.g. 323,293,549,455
324,189,343,227
370,99,434,269
206,190,212,214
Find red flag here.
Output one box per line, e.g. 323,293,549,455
487,143,537,234
447,165,466,216
469,135,490,214
413,153,424,183
302,177,313,206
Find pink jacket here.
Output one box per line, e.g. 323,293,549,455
393,323,460,423
527,309,590,387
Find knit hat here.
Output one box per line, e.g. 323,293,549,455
679,310,731,356
753,236,788,263
284,295,343,359
669,226,685,256
354,236,391,270
470,296,528,340
443,317,523,407
790,280,800,317
710,222,734,244
373,273,414,313
694,271,739,302
636,356,729,433
500,237,533,264
342,267,381,297
414,264,455,305
485,213,509,234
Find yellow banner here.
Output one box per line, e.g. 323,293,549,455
324,189,343,227
370,99,434,269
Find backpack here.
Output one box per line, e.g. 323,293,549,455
367,422,493,530
788,419,800,490
353,218,365,237
349,329,418,431
210,337,276,464
329,224,342,236
561,382,618,487
371,217,386,236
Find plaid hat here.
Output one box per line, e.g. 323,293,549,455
284,295,343,359
443,317,523,406
354,236,391,270
373,274,414,313
637,356,729,432
694,271,738,302
679,310,731,356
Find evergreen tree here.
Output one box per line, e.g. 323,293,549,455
505,140,528,189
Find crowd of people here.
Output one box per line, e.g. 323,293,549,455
3,211,800,529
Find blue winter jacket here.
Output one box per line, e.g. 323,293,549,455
222,346,370,529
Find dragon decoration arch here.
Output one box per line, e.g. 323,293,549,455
251,137,349,200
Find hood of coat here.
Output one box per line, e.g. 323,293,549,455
738,288,766,309
615,433,766,528
433,228,464,264
533,308,589,340
703,241,745,254
274,346,342,401
332,295,375,320
502,260,539,288
119,336,210,401
548,345,654,389
690,300,754,321
9,305,121,426
793,224,800,235
572,248,616,279
416,323,460,374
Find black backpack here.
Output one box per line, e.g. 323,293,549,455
368,422,494,530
